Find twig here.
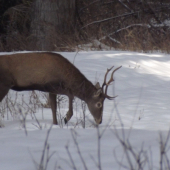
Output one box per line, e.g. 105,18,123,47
116,0,133,12
72,51,79,65
159,131,170,170
65,142,78,170
71,129,88,170
19,107,28,136
38,124,55,170
100,24,150,41
81,6,170,29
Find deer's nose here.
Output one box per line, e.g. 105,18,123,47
95,118,102,124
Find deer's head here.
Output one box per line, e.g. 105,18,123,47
87,66,122,124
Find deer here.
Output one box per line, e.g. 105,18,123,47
0,52,121,125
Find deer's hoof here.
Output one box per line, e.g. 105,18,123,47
64,117,68,124
53,122,58,125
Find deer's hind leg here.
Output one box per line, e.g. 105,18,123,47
0,84,10,102
64,95,73,124
49,93,57,125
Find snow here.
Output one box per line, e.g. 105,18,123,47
1,51,170,170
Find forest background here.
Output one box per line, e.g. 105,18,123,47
0,0,169,52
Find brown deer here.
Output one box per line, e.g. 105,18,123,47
0,52,121,125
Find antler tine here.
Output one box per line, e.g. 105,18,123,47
104,95,118,100
101,66,114,91
104,66,122,99
107,66,122,86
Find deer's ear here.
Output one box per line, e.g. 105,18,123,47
95,82,101,89
93,88,102,98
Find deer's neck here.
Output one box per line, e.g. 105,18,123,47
71,78,96,102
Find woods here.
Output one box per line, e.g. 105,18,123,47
0,0,169,52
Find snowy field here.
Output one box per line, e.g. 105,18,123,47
1,51,170,170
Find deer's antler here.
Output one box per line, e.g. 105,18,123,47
102,66,122,100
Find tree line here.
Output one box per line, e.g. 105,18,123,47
0,0,169,52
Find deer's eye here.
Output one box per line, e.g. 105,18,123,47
96,102,102,108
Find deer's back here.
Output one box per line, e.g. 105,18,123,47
0,52,86,91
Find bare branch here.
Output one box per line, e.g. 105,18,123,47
100,24,150,41
116,0,133,12
79,0,100,13
81,6,170,29
71,129,88,170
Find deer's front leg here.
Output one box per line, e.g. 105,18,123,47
49,93,58,125
64,96,73,124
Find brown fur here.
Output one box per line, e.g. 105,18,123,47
0,52,107,124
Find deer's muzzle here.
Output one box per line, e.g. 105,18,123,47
95,118,102,124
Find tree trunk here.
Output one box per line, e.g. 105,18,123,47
31,0,75,51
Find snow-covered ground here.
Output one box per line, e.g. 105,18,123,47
1,51,170,170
